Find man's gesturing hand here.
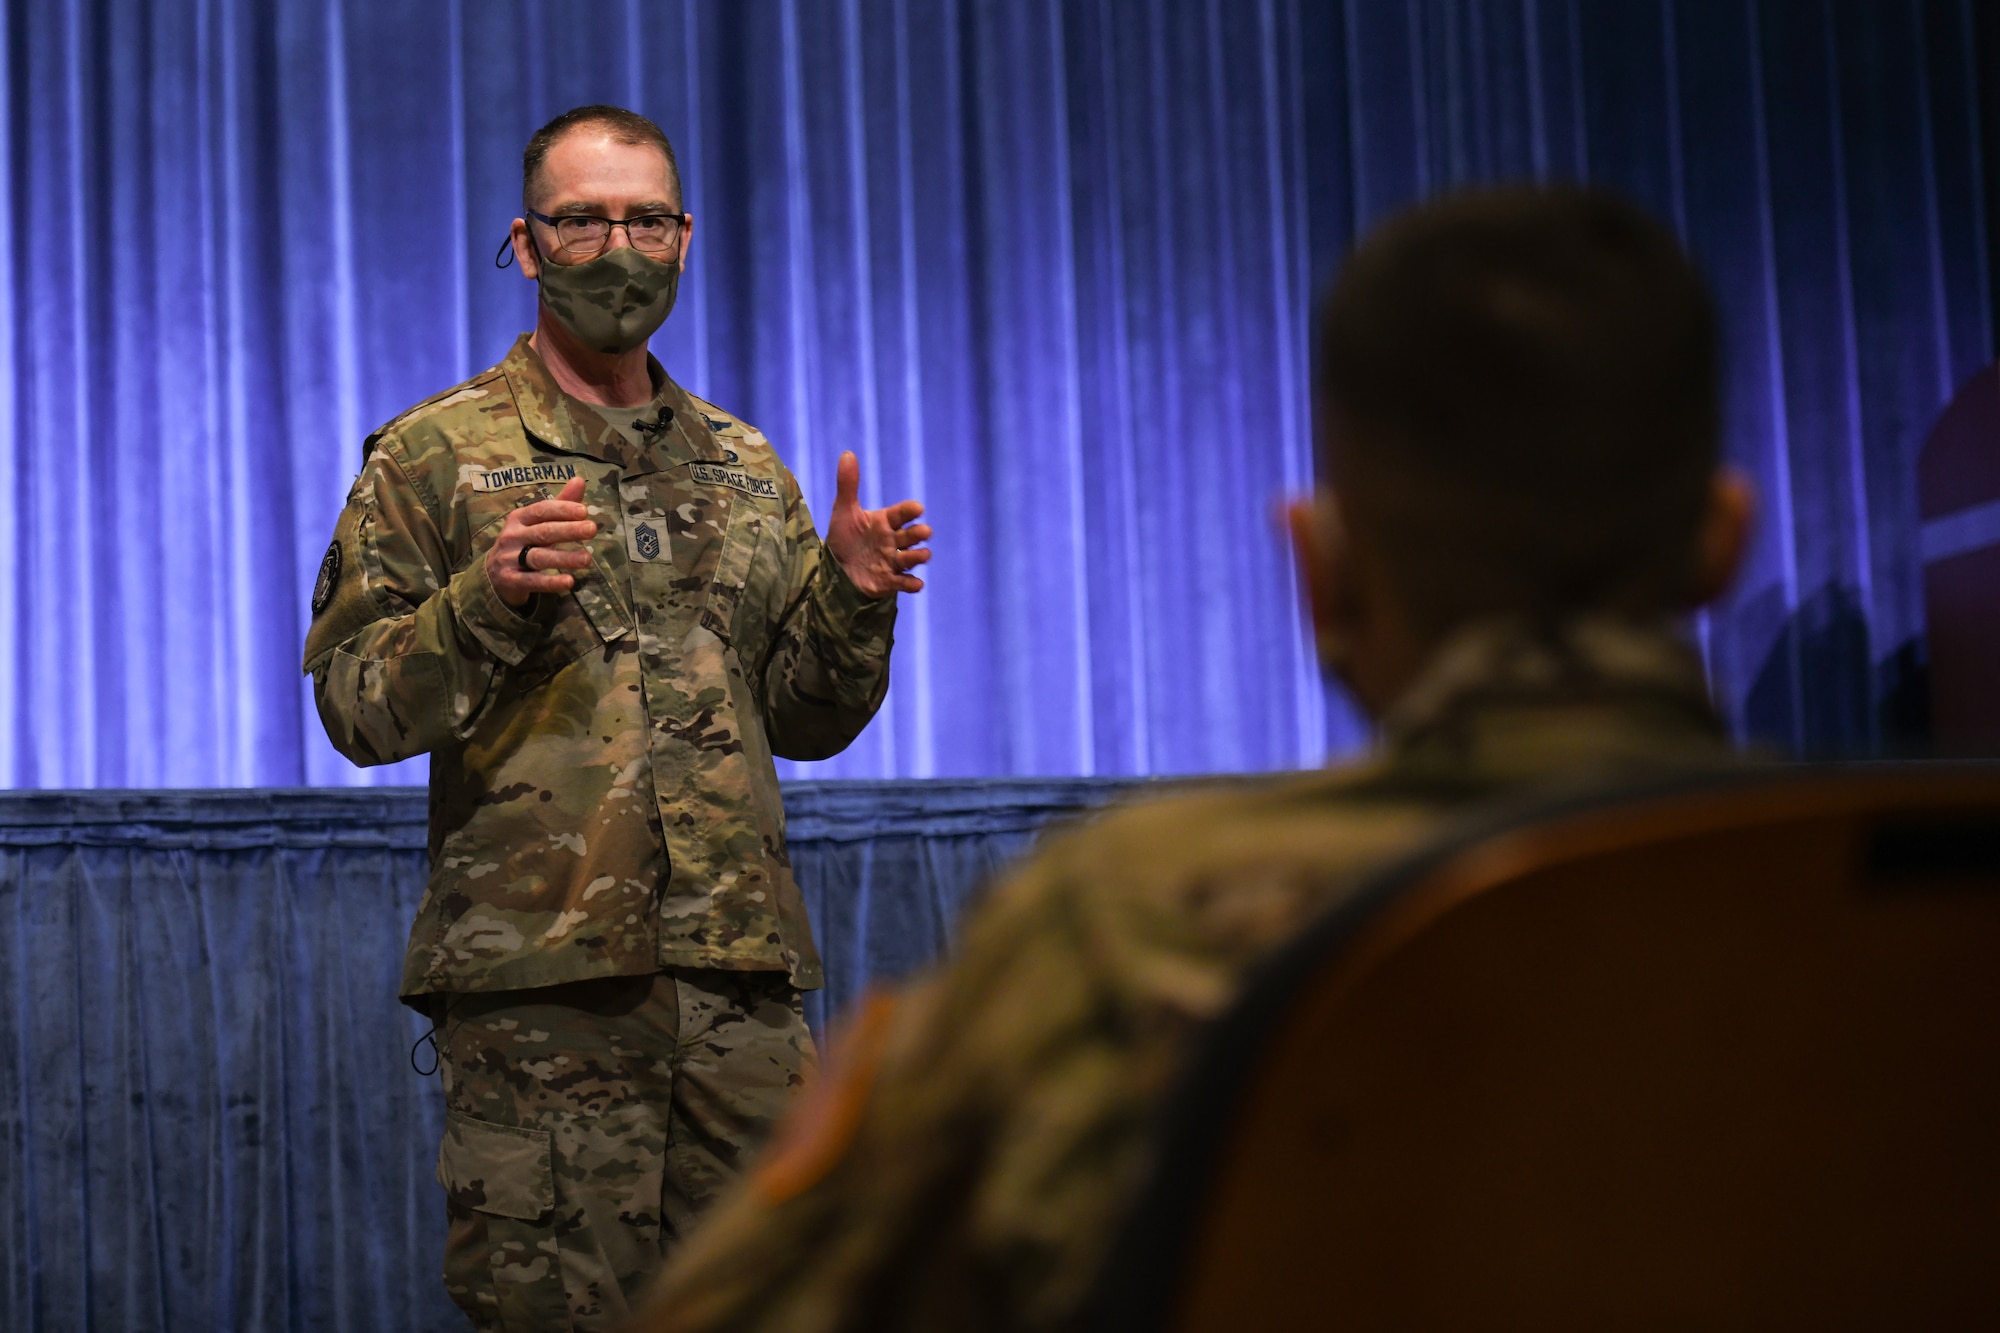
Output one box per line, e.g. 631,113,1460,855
486,475,597,608
823,451,931,598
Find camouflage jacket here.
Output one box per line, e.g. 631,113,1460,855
303,335,894,1000
639,618,1734,1333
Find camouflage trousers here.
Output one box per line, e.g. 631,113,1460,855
434,969,814,1331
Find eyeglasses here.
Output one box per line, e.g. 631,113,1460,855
527,209,687,260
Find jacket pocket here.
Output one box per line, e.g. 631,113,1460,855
700,504,770,645
472,509,626,693
436,1110,554,1220
570,543,633,645
323,647,452,762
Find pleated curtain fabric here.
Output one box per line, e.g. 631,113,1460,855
0,781,1139,1332
0,0,1992,790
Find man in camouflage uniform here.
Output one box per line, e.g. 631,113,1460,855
302,106,930,1330
633,185,1758,1331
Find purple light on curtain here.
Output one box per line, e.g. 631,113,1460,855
0,0,1993,789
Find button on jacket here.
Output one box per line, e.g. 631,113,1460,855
303,335,895,1002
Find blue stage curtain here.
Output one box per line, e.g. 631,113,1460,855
0,782,1137,1332
0,1,1991,789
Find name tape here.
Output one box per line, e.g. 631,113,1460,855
469,461,579,493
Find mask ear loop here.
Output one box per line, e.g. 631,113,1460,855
497,225,551,271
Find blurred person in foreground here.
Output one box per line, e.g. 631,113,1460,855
634,184,1755,1332
303,105,928,1328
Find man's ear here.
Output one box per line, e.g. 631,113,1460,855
1687,465,1756,607
510,218,542,280
677,210,695,273
1286,491,1354,670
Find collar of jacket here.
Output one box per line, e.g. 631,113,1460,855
1375,615,1732,788
499,332,731,474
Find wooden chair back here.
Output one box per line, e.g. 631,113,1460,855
1092,767,2000,1332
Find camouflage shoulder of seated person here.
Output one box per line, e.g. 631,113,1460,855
638,618,1733,1333
630,770,1439,1332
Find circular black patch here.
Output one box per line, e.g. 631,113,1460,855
311,539,343,617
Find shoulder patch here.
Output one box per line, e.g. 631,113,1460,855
311,539,342,617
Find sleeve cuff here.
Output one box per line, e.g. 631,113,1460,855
449,558,550,666
817,552,899,630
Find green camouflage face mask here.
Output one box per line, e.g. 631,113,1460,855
536,245,680,355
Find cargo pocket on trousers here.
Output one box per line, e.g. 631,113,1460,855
438,1111,571,1330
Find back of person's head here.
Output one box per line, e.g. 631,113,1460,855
1315,185,1722,643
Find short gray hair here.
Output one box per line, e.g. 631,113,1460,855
522,105,681,210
